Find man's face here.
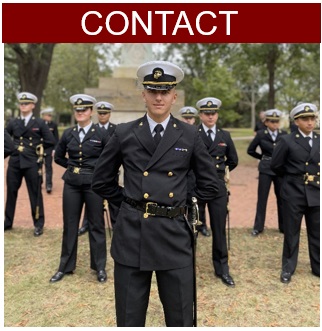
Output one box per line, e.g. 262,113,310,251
142,88,177,122
199,111,218,128
181,117,196,125
19,102,35,115
97,112,111,125
42,113,52,122
295,116,316,135
265,119,280,131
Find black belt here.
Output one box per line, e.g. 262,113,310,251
289,174,320,183
67,166,94,175
124,197,186,218
262,155,272,161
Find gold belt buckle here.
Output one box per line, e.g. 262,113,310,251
17,146,24,152
73,167,80,174
307,175,314,182
144,202,157,219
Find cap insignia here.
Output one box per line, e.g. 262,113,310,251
76,98,83,105
273,112,277,117
304,106,310,112
22,94,27,100
187,109,191,114
153,68,163,80
100,105,105,109
207,101,213,107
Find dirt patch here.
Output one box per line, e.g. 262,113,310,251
4,160,280,230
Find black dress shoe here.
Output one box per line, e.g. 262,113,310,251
46,185,52,193
34,227,43,237
251,229,261,236
199,228,211,237
97,270,107,282
50,271,73,283
4,220,12,231
78,226,89,236
280,271,292,284
216,273,235,287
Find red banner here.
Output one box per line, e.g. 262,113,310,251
2,3,321,43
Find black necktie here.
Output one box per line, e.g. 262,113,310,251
207,129,213,144
20,118,25,126
154,124,164,147
305,136,312,149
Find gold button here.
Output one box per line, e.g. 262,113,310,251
79,158,82,161
216,156,220,160
169,192,174,198
29,143,32,146
79,144,82,148
317,172,320,176
40,138,43,141
20,137,23,140
20,142,23,145
144,213,149,218
273,143,276,146
168,172,173,177
317,181,320,185
216,164,219,168
29,137,32,140
318,163,320,166
305,181,308,185
143,193,149,199
305,162,309,166
79,151,82,155
143,171,148,176
173,123,177,128
306,173,309,175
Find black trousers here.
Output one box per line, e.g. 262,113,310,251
58,182,107,273
199,194,230,275
5,163,44,228
253,173,283,232
114,262,194,327
281,199,320,276
44,149,53,187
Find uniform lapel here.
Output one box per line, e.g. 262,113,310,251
294,131,312,153
71,126,81,143
133,115,156,156
198,125,212,149
209,128,221,153
146,116,183,170
310,132,320,159
82,124,97,142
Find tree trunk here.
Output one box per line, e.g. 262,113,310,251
11,43,56,116
266,46,279,109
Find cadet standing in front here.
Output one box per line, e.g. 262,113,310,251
4,92,56,236
247,109,287,236
271,103,320,284
196,97,238,287
50,94,108,283
92,61,219,327
40,107,59,193
78,101,118,236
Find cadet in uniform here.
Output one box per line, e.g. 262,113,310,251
271,103,320,284
247,109,287,236
5,92,56,236
196,97,238,287
50,94,108,283
40,107,59,193
78,101,118,236
92,61,219,327
179,106,210,237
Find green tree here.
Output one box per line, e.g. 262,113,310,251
44,43,116,125
4,43,56,116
